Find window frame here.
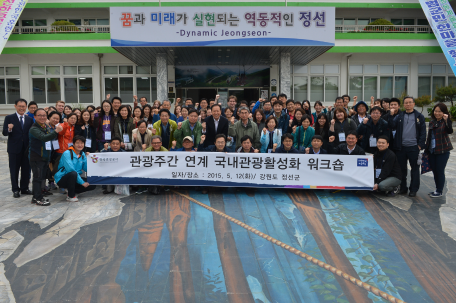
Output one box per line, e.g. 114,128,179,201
0,65,21,105
292,64,340,101
417,64,454,98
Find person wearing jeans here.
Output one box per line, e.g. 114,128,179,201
29,108,64,205
54,135,96,202
425,103,453,198
373,136,402,196
386,96,426,197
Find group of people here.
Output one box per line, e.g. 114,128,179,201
3,92,452,205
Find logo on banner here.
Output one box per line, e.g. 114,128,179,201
91,155,99,163
357,159,368,167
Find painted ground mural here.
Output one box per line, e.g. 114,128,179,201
1,170,456,303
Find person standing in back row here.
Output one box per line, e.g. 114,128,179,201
386,96,426,197
2,99,34,198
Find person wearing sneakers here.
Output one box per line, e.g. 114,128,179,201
29,108,64,206
373,136,402,196
54,135,96,202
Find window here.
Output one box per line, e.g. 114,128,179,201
103,65,157,102
292,64,340,101
0,66,20,104
31,65,93,103
418,64,454,98
349,64,409,98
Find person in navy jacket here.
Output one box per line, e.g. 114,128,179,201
2,99,34,198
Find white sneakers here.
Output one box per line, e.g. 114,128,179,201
66,196,79,202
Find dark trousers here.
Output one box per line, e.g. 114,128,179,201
30,160,47,200
57,171,96,198
8,149,30,193
395,145,420,192
429,151,450,193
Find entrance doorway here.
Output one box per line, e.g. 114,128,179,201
186,89,217,103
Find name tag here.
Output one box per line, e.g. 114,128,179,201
375,169,381,178
148,124,153,129
123,134,130,143
369,136,377,147
86,139,92,148
431,139,436,149
338,132,346,142
392,130,396,138
45,141,52,150
52,140,59,150
68,143,73,147
268,149,273,153
105,131,111,140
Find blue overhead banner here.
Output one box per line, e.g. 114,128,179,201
420,0,456,75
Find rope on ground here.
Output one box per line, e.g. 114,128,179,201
173,190,406,303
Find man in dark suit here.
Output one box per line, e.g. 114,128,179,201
2,98,34,198
202,104,228,147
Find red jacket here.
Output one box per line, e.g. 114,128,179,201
56,122,75,154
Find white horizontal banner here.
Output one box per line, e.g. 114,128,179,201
87,152,374,190
110,6,335,47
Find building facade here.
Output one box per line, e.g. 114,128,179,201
0,0,451,114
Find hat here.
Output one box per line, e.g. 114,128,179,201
353,101,369,112
183,136,193,142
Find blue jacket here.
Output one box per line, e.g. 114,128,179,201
265,111,289,134
54,148,87,185
260,129,282,153
386,109,426,151
292,126,315,151
273,145,299,154
197,143,230,152
357,117,389,153
26,111,35,122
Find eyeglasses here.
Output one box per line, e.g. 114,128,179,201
35,115,47,117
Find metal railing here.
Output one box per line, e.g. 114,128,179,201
11,25,110,34
336,24,432,33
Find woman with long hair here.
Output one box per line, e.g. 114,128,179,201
312,101,327,124
314,112,330,151
174,105,182,119
56,112,77,155
302,100,314,125
260,116,282,153
253,109,266,135
113,104,134,151
132,106,143,128
95,100,115,151
329,107,357,146
288,108,305,133
292,114,315,151
177,106,189,123
75,109,96,153
425,103,453,197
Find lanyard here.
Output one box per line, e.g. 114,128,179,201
339,120,347,133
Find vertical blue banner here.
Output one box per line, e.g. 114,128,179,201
420,0,456,75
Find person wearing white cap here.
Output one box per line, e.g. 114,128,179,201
170,136,196,152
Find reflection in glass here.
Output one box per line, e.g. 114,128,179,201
47,78,61,103
33,78,46,103
432,76,445,99
120,77,133,102
0,79,5,104
418,77,431,97
364,76,377,101
293,76,307,101
105,78,118,98
310,76,324,101
137,77,150,101
380,77,393,98
394,76,408,98
325,76,338,102
79,78,93,103
6,79,20,104
64,78,78,104
349,76,362,98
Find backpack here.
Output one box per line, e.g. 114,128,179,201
51,150,74,176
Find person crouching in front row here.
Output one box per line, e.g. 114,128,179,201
305,135,327,154
53,135,96,202
236,135,260,153
101,136,125,194
373,136,402,196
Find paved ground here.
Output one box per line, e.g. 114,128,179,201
0,141,455,303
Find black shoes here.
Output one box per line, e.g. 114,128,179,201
399,189,408,195
31,198,50,206
13,191,20,198
409,191,417,197
21,189,32,195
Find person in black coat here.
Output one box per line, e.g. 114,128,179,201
328,130,366,155
373,136,402,196
75,109,97,153
202,104,229,147
2,99,34,198
357,106,389,154
305,135,328,154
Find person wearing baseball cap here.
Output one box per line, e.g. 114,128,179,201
170,136,196,152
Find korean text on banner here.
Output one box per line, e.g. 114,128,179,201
0,0,28,54
419,0,456,75
87,152,374,190
110,7,335,47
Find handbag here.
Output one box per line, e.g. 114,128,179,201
421,152,431,174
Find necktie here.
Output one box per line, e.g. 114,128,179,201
20,116,24,129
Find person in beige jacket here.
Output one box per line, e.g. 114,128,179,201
132,121,153,152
